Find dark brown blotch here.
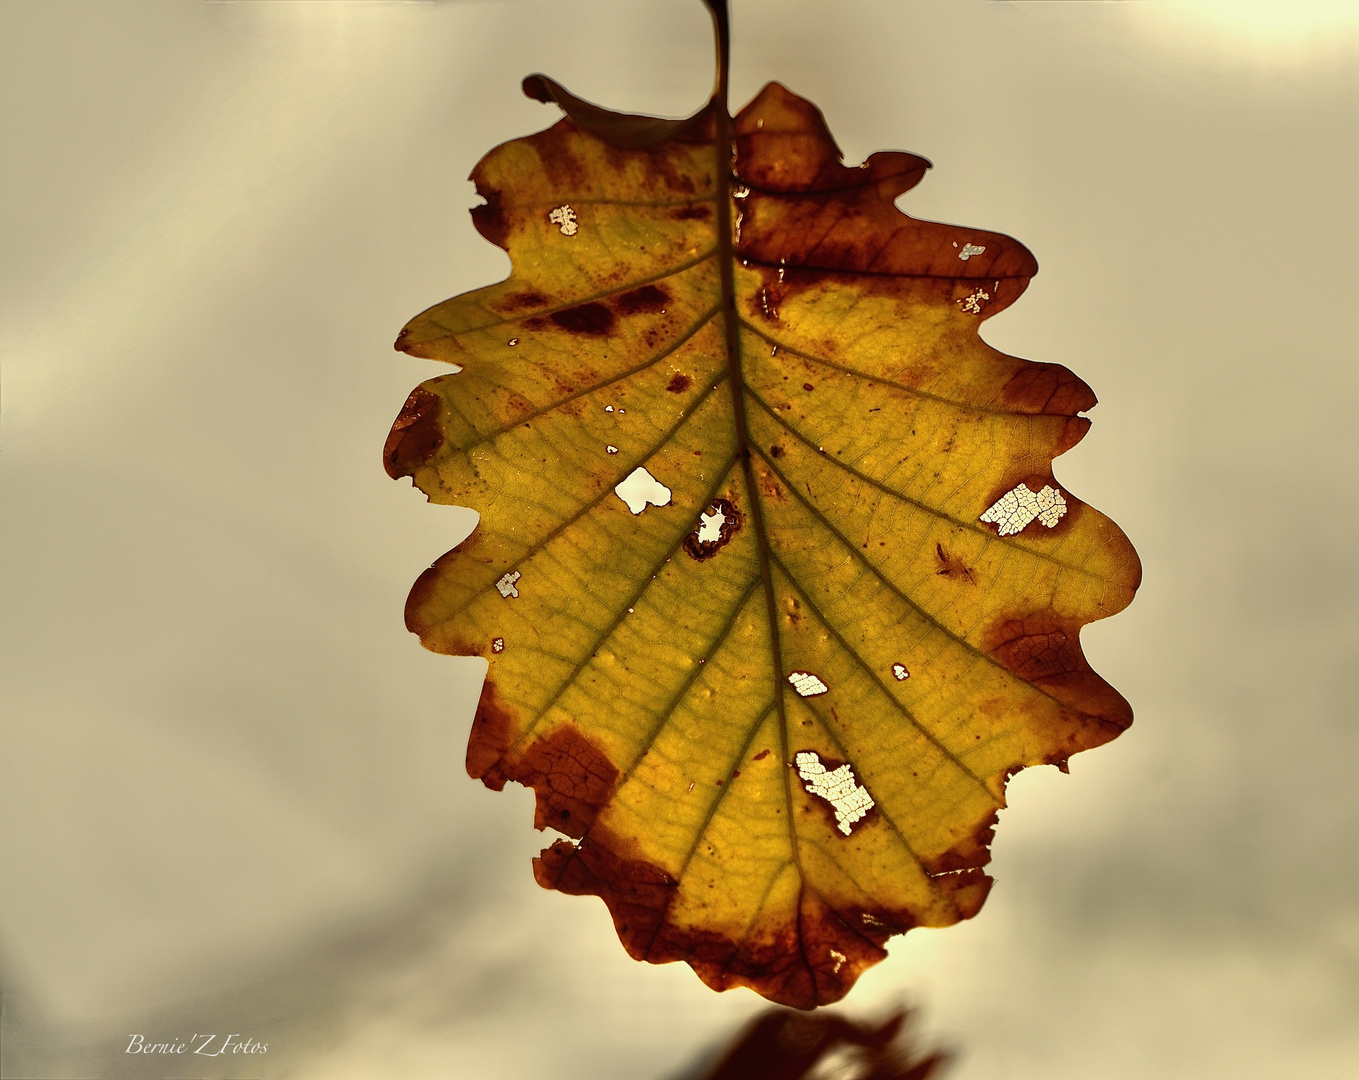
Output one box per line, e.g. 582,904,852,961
515,725,620,838
666,372,693,394
500,290,552,315
614,284,670,314
383,385,444,479
550,302,616,336
669,203,714,221
466,679,621,839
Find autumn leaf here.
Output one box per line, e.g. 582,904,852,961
384,3,1139,1008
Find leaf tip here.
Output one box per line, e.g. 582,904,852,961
521,73,553,104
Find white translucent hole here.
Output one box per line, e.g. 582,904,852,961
548,205,578,236
788,671,828,697
696,505,725,543
979,483,1068,536
795,751,875,836
614,467,672,515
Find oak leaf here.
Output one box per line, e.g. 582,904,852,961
384,48,1140,1007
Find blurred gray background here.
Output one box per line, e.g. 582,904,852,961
2,1,1357,1077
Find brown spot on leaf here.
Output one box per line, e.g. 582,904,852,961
1053,415,1092,456
934,543,976,584
802,382,815,392
666,372,693,393
515,725,620,838
752,749,771,762
383,385,443,479
551,302,616,336
989,619,1081,683
669,203,714,221
465,680,619,839
758,470,785,501
498,289,552,313
769,444,785,459
614,284,670,314
683,497,744,561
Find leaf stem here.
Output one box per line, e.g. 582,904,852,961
702,0,730,110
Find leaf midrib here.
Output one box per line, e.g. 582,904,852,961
709,88,813,954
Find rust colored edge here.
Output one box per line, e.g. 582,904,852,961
467,680,992,1008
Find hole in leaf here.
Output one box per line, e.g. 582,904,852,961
795,751,875,836
683,497,743,561
495,571,521,598
697,506,724,543
548,205,578,235
958,287,990,314
788,671,829,697
614,467,672,515
979,482,1067,536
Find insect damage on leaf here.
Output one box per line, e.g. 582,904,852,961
788,671,829,698
795,752,875,836
980,482,1068,536
684,497,743,560
614,466,673,515
385,0,1139,1010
